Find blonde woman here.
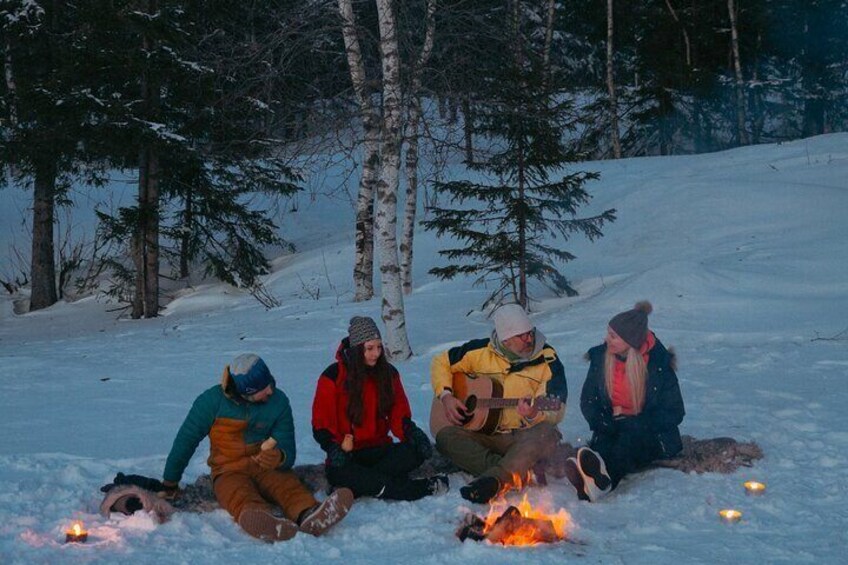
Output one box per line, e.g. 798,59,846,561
566,301,685,502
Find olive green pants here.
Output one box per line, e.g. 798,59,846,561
435,422,560,485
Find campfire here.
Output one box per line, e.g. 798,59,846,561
457,477,571,546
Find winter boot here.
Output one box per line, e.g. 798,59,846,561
298,487,354,536
428,474,450,496
460,476,501,504
563,457,590,501
237,506,298,542
577,447,612,502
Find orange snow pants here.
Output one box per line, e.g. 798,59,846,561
213,463,317,522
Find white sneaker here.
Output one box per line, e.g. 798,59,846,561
576,447,612,502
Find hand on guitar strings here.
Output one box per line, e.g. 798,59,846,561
516,397,540,420
441,393,468,426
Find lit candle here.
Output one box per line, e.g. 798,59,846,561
743,481,766,496
718,509,742,523
65,521,88,543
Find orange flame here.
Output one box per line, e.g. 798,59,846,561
67,521,86,536
482,493,571,545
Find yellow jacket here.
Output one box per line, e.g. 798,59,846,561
430,334,567,431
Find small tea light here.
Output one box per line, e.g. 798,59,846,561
65,521,88,543
718,509,743,523
744,481,766,496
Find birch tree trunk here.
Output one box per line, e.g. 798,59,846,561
400,0,436,295
339,0,379,302
375,0,412,360
511,0,528,308
542,0,556,88
800,10,824,137
727,0,749,145
4,36,17,127
462,95,473,163
606,0,622,158
663,0,691,68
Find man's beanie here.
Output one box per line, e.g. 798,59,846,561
229,353,273,395
348,316,381,347
492,303,533,340
608,301,653,349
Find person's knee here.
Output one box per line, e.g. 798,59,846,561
435,426,460,451
533,422,560,448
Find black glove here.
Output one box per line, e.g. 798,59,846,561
403,418,433,460
326,444,350,469
616,414,649,434
159,480,180,501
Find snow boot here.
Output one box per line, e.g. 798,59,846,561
577,447,612,502
460,476,501,504
298,487,354,536
237,506,298,542
428,474,450,496
563,457,590,501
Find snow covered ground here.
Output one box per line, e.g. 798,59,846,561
1,134,847,564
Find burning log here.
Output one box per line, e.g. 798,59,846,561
457,505,562,545
486,506,559,544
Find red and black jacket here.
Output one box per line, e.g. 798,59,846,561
312,339,411,455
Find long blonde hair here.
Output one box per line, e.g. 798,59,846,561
604,347,647,413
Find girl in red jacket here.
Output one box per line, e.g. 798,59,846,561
312,316,449,500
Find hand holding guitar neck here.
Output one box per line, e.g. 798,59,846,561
516,397,540,419
441,393,468,426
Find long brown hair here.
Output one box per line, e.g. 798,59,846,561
345,342,395,426
604,347,647,413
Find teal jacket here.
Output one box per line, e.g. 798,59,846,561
164,374,296,483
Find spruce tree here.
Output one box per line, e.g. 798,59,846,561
1,1,114,311
423,19,616,309
90,1,303,313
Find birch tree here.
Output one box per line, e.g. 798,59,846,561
727,0,749,145
542,0,556,87
338,0,379,302
374,0,412,359
400,0,436,295
606,0,621,158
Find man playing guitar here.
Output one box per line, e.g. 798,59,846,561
430,303,568,504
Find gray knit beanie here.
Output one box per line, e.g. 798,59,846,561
609,301,653,349
492,303,533,341
348,316,381,347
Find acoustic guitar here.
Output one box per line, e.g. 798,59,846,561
429,373,562,436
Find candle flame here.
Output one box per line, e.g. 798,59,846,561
719,509,742,522
744,481,766,492
69,521,84,535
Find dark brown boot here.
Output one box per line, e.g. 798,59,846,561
298,488,354,536
237,506,298,542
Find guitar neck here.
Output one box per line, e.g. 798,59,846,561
476,398,561,410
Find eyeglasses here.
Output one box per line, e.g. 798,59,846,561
513,329,535,342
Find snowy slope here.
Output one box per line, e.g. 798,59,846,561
1,134,847,564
